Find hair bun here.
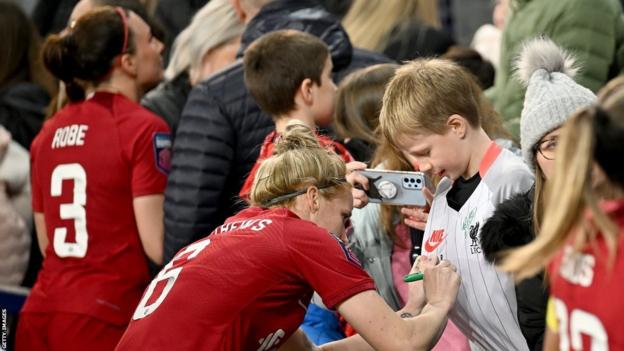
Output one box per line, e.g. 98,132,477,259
273,120,323,155
515,37,579,87
42,33,77,83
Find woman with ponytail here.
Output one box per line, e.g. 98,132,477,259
502,76,624,350
479,37,597,350
117,121,461,351
16,7,169,351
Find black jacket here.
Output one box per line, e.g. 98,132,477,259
0,82,50,150
383,19,455,61
480,188,548,351
154,0,208,62
163,0,390,263
141,72,191,139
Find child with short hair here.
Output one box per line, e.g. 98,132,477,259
240,29,353,200
377,58,534,350
241,29,353,344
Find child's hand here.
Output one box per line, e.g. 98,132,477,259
345,161,369,208
400,188,433,230
401,206,429,230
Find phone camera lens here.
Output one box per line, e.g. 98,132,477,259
403,177,409,183
409,178,415,183
416,178,422,184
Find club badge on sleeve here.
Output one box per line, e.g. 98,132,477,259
330,234,362,267
152,132,172,175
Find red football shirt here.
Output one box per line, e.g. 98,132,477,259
547,200,624,350
23,92,171,326
239,130,354,200
116,207,375,351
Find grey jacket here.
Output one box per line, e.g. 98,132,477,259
349,202,402,310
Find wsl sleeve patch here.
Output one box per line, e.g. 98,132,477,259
153,132,172,175
331,234,362,267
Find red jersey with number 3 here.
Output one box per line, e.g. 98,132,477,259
548,200,624,350
115,207,375,351
23,92,171,326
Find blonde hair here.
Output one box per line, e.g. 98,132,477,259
342,0,440,52
501,76,624,280
250,122,350,208
379,59,484,146
165,0,244,81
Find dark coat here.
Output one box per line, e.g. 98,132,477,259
162,0,391,263
141,71,191,140
154,0,208,62
382,19,455,62
480,188,548,351
32,0,79,36
0,82,50,150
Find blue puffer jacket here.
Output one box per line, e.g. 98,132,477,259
163,0,390,263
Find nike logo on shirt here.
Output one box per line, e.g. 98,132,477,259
424,229,446,252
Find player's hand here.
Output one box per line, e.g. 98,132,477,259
403,255,438,313
346,161,369,208
423,260,460,313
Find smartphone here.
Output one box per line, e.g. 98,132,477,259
356,169,433,206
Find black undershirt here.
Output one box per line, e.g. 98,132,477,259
409,172,482,263
446,172,482,211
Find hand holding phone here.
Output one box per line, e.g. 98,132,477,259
355,169,433,206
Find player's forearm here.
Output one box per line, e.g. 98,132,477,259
318,334,373,351
401,302,450,350
320,304,449,351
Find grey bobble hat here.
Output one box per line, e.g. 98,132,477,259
516,37,597,170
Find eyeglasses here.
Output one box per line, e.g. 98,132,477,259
534,136,558,160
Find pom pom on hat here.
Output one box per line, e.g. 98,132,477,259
515,37,596,170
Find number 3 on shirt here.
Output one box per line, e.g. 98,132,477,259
50,163,88,258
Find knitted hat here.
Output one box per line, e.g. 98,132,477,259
516,37,596,170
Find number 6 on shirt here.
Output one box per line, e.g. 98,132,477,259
51,163,88,258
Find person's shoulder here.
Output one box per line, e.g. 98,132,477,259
483,148,534,200
183,60,250,121
0,82,49,107
195,59,244,95
114,95,168,129
335,48,394,82
487,148,532,181
275,210,331,242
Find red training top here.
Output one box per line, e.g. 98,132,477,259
239,130,354,200
116,206,374,350
547,199,624,350
24,92,171,326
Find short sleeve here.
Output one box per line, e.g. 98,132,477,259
286,224,375,309
126,114,171,197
